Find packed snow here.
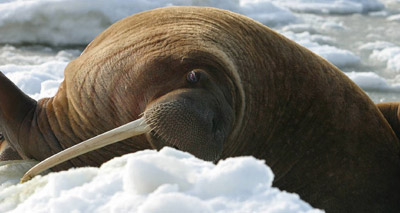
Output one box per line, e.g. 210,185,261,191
0,148,322,213
1,0,400,212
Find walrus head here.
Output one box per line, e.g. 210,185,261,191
143,65,239,161
144,72,232,161
60,7,246,162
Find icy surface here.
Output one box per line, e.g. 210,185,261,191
370,46,400,72
346,71,400,91
281,31,361,68
0,0,296,46
0,46,77,99
269,0,385,14
0,148,322,213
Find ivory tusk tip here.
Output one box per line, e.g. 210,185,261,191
20,174,33,183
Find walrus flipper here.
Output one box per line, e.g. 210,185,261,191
377,102,400,140
0,137,22,161
0,72,37,158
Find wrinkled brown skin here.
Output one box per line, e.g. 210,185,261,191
0,6,400,212
377,102,400,140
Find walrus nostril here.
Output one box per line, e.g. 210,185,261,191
144,98,226,162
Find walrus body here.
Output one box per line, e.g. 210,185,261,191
1,6,400,212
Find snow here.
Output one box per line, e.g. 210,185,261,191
281,31,360,68
0,160,39,188
370,46,400,73
387,14,400,21
0,46,77,99
269,0,385,14
239,0,297,26
359,41,397,51
345,71,400,91
0,148,322,213
0,0,297,46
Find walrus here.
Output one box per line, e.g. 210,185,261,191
377,102,400,139
1,6,400,212
0,134,21,161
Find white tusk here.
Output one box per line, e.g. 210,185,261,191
21,117,150,183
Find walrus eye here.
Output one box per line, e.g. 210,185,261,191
186,71,200,84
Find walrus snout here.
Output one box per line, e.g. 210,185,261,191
144,87,233,162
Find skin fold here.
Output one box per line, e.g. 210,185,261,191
377,102,400,140
0,6,400,212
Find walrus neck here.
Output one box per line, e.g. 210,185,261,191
15,94,99,170
23,79,151,171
